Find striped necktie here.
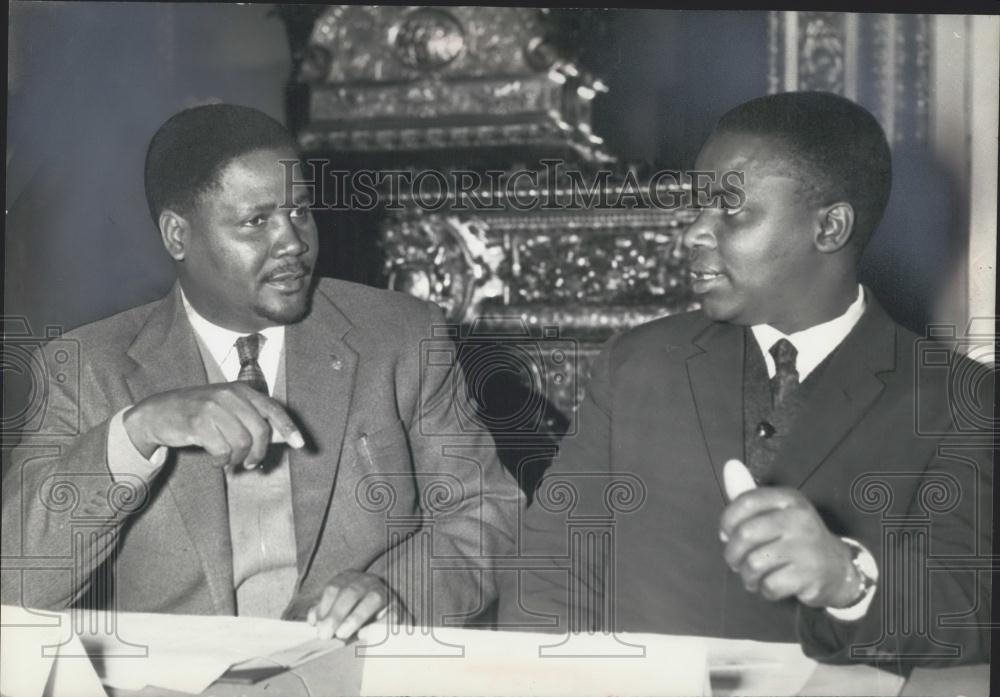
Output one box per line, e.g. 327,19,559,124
769,338,799,406
235,333,269,395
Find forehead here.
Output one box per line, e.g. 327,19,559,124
695,131,799,179
217,147,298,189
198,147,301,208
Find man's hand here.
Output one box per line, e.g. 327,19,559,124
306,571,408,640
122,383,305,468
719,488,861,608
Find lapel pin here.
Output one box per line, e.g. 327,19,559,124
330,354,343,370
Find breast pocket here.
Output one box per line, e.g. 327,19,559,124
354,420,418,520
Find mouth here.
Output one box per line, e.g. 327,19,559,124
689,268,726,292
263,267,311,293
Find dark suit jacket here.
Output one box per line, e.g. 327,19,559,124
2,279,523,624
500,293,991,668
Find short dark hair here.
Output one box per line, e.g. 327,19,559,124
715,91,892,251
143,103,298,224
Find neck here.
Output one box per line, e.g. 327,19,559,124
768,277,859,334
178,282,276,334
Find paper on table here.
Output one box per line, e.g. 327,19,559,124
0,605,107,697
355,626,709,696
703,636,817,697
225,637,345,676
73,610,341,694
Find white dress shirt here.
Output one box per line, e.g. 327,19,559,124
748,284,878,621
180,289,285,392
750,284,866,381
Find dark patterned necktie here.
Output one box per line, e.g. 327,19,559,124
235,333,269,395
769,338,799,406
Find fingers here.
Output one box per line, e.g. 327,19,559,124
720,494,846,605
719,487,803,541
722,509,784,572
132,383,304,467
335,590,389,640
209,385,304,468
236,385,305,449
215,389,272,468
199,405,253,467
757,564,803,602
307,575,390,641
308,585,340,638
732,538,793,593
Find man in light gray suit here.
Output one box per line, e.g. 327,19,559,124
1,104,522,640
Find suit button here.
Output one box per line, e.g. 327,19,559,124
756,421,776,438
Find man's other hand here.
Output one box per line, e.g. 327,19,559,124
719,488,862,608
306,571,409,640
122,383,305,468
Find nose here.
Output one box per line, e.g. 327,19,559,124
682,210,717,251
272,213,310,258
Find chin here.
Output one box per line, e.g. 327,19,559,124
256,293,312,326
699,295,750,326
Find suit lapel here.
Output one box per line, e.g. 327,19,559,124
686,321,746,501
285,284,359,581
769,294,896,489
123,284,235,615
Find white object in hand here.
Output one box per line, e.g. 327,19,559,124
723,458,757,501
720,459,758,543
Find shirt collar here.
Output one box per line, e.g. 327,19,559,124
179,286,285,372
750,285,866,381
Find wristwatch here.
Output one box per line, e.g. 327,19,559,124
840,537,878,605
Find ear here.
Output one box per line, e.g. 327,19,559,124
159,210,189,261
814,202,855,253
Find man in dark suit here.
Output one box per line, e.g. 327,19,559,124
1,104,523,640
500,92,992,669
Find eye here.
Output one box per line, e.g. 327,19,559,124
243,214,267,227
290,205,310,220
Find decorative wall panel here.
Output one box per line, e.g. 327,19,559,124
289,5,612,160
767,11,932,145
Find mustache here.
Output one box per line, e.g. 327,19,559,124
262,263,313,282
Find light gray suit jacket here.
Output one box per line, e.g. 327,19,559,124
2,279,523,623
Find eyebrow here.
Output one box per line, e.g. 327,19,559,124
236,195,312,217
238,202,279,217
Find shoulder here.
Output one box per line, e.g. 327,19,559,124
899,321,994,435
605,309,717,364
56,297,164,353
861,296,994,436
314,277,441,336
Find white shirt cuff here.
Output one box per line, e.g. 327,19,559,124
825,537,878,622
106,407,167,482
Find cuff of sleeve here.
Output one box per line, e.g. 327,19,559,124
825,537,878,622
106,407,167,482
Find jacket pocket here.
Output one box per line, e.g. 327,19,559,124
354,420,418,520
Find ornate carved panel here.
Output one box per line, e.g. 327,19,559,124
290,5,611,160
380,191,699,425
381,205,696,336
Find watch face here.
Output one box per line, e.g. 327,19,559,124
850,549,878,591
842,537,879,593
